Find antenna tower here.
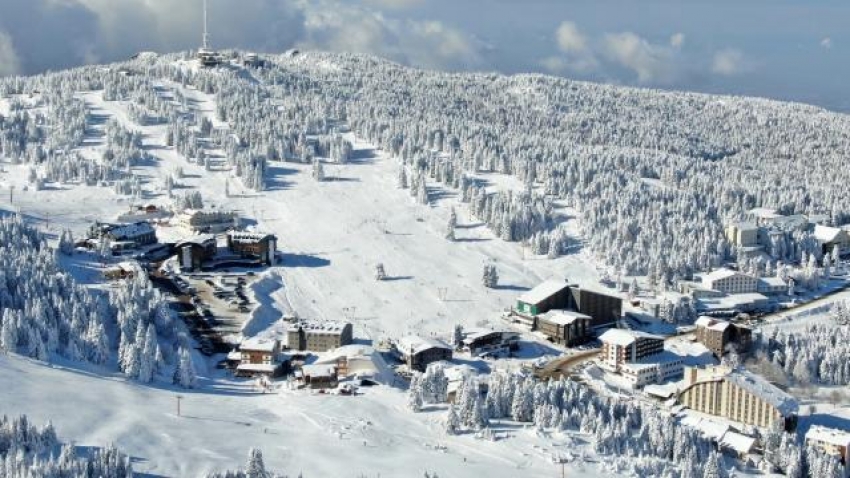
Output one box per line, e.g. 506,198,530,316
202,0,210,50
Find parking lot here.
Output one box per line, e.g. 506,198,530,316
151,270,260,354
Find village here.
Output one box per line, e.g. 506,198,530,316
73,193,850,476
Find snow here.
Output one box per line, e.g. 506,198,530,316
1,354,606,478
301,364,337,378
538,310,591,326
718,431,756,455
239,338,278,353
598,329,663,346
517,280,570,306
397,335,452,355
814,225,844,243
806,425,850,447
726,369,799,415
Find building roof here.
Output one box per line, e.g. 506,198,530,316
240,338,278,353
758,277,787,287
806,425,850,447
726,368,798,415
703,269,748,283
397,335,452,356
730,221,759,231
539,309,592,326
293,321,351,335
301,364,337,378
814,225,845,243
236,363,278,372
176,234,216,247
228,231,275,244
599,329,663,346
695,317,731,332
108,222,155,240
719,431,757,455
748,207,779,219
517,280,570,305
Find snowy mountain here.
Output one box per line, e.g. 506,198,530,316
1,49,849,477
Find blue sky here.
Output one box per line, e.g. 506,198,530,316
0,0,846,111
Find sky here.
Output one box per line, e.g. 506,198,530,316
0,0,846,111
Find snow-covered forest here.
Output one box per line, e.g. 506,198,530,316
0,216,196,387
0,415,133,478
751,301,850,385
3,50,850,282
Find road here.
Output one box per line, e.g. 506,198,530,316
758,285,850,324
534,348,600,380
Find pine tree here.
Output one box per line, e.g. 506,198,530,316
245,448,267,478
452,324,464,349
445,404,461,435
174,346,198,388
407,373,423,412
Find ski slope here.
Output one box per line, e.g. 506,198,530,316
0,353,600,478
0,64,610,476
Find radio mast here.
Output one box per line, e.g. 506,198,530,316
202,0,210,51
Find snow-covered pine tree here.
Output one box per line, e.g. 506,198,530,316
407,372,424,412
445,404,461,435
245,448,267,478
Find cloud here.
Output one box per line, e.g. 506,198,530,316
362,0,425,9
541,21,598,74
711,48,748,76
555,21,588,53
297,1,484,70
670,33,685,49
821,37,832,49
602,32,679,84
0,31,21,77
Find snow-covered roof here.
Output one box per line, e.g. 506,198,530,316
748,207,778,219
644,383,680,399
226,350,242,361
695,317,731,332
539,309,592,326
806,425,850,447
758,277,786,287
461,329,518,344
176,234,216,247
296,321,351,335
108,222,155,240
599,329,663,346
730,221,758,231
814,225,845,243
517,280,570,305
240,338,279,353
236,363,278,372
301,364,337,378
719,431,756,454
228,231,275,244
681,415,730,441
397,335,452,356
703,269,745,283
726,368,798,415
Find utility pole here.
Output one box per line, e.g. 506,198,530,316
9,185,13,204
176,395,183,417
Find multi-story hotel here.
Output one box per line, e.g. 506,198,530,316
678,365,798,429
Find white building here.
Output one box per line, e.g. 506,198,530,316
725,222,760,248
806,426,850,474
757,276,787,295
177,209,239,233
702,269,758,294
619,351,684,388
599,329,665,369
